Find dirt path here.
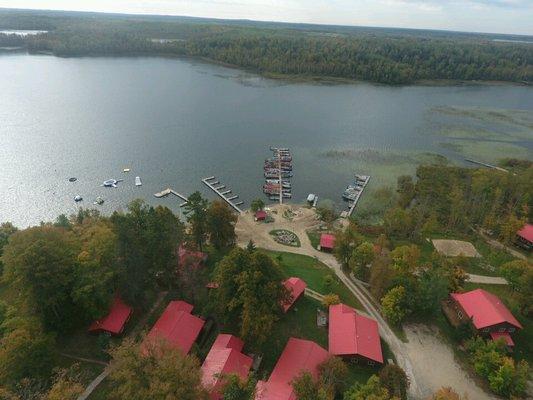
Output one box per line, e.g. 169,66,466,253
237,205,497,400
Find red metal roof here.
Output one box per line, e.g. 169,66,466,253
517,224,533,243
141,300,205,355
255,210,267,220
320,234,335,249
88,296,132,335
178,245,207,270
490,332,515,347
254,338,328,400
201,334,253,400
281,278,307,313
451,289,522,330
328,304,383,363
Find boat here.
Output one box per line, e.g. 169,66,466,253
135,176,142,186
307,194,316,203
68,177,77,182
123,168,131,173
103,179,123,188
74,195,83,202
93,197,104,205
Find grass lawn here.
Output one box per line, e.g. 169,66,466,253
306,230,321,250
260,250,363,310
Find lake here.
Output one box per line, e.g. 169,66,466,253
1,54,532,227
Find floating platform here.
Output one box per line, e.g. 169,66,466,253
202,177,243,213
344,175,370,218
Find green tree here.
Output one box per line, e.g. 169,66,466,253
381,286,408,325
343,375,391,400
414,267,449,317
383,207,413,239
319,356,349,397
390,245,420,273
349,241,375,281
322,294,341,308
0,222,18,275
0,317,55,388
292,372,329,400
369,256,395,301
379,365,409,400
44,367,85,400
2,226,79,331
250,199,265,213
334,222,362,268
220,374,256,400
108,338,209,400
207,200,237,250
214,248,288,347
184,192,209,250
396,175,415,209
500,260,530,291
430,387,465,400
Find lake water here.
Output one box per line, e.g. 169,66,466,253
1,54,532,227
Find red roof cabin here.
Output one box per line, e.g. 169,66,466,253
328,303,383,365
516,223,533,250
281,277,307,313
319,234,335,252
201,334,253,400
450,289,522,346
255,210,268,222
178,244,208,270
141,300,205,355
88,296,132,336
255,338,329,400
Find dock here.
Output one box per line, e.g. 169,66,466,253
154,188,189,207
202,177,243,213
342,175,370,218
465,159,509,173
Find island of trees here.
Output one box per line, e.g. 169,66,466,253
0,9,532,84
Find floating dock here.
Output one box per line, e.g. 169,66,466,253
202,177,243,213
154,188,189,207
342,175,370,218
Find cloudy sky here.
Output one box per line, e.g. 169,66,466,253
2,0,533,35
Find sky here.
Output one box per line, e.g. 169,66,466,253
1,0,533,35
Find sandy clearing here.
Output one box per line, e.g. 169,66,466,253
432,239,481,258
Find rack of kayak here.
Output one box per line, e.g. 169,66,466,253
263,147,293,203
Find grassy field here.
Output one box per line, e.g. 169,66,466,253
261,249,363,310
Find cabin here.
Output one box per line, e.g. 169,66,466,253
255,338,329,400
255,210,267,222
447,289,522,347
516,224,533,251
281,277,307,313
88,296,132,336
201,334,253,400
141,300,205,355
178,244,208,270
318,234,335,252
328,303,383,365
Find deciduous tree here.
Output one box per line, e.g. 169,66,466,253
207,200,237,250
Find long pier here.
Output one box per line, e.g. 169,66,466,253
465,159,509,173
202,177,243,213
154,188,189,207
342,175,370,218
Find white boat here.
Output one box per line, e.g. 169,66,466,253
307,194,316,203
93,197,104,205
135,176,142,186
123,168,130,173
103,179,123,188
74,195,83,202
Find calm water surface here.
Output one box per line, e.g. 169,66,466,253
1,54,532,226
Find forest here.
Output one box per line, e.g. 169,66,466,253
0,9,532,84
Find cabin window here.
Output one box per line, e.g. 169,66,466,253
509,328,515,333
368,361,375,366
457,311,463,318
483,328,489,333
499,327,506,333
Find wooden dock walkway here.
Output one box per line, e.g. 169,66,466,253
465,159,509,173
154,188,189,207
342,175,370,218
202,177,243,213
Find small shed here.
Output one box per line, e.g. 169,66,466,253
88,296,132,336
281,277,307,313
516,224,533,250
319,234,336,252
255,210,267,221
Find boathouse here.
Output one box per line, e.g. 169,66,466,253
88,296,132,336
255,338,329,400
446,289,522,347
201,334,253,400
328,303,383,365
319,233,335,252
516,224,533,250
141,300,205,354
281,277,307,313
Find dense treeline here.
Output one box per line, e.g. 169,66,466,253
383,160,533,241
1,9,532,84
